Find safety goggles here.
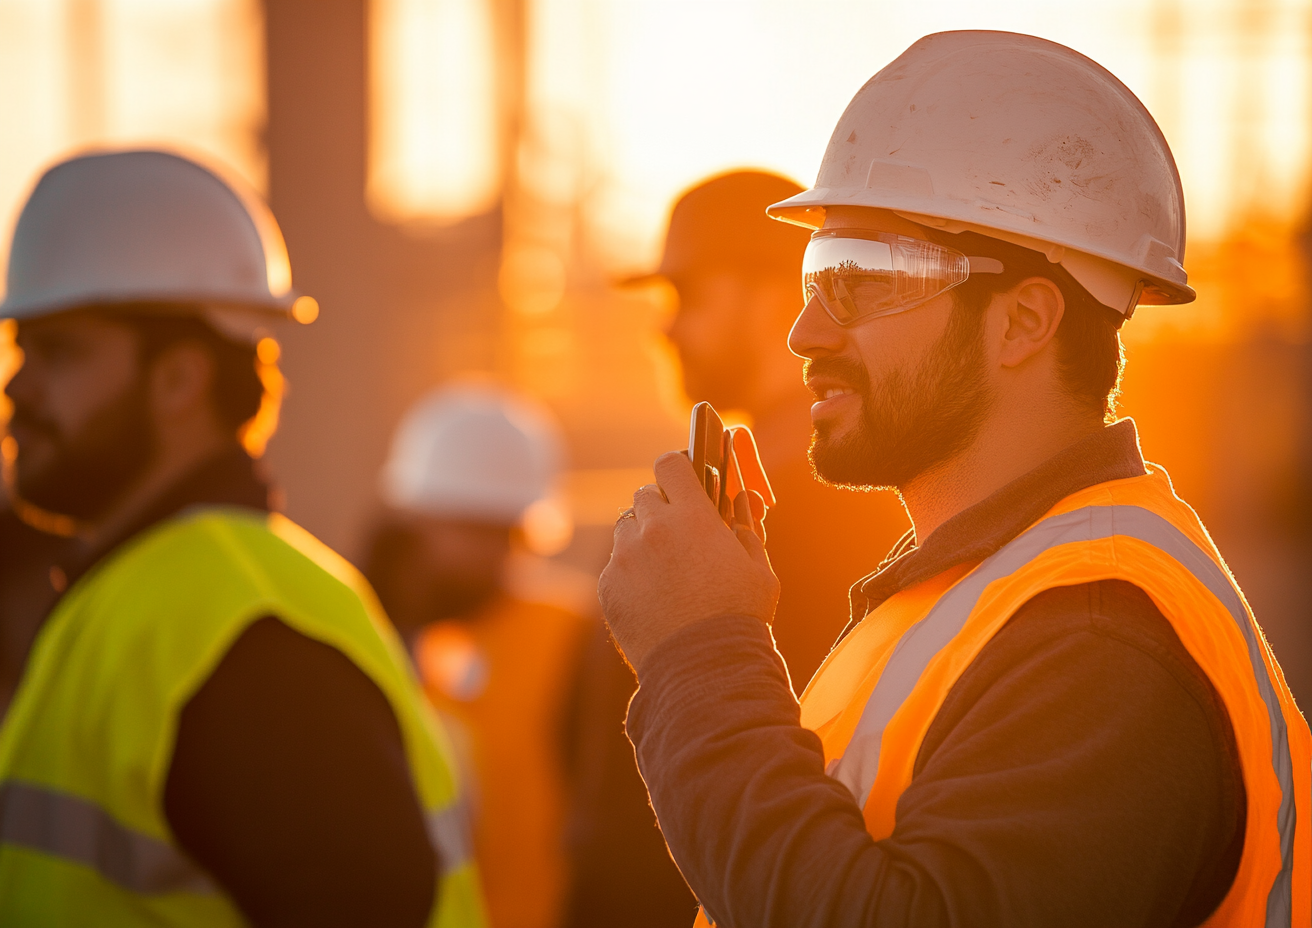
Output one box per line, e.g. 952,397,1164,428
802,230,1004,326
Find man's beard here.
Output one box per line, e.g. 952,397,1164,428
8,381,155,521
809,304,993,490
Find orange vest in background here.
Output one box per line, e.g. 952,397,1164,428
695,467,1310,927
417,595,591,928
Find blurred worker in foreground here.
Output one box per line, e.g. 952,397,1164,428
644,170,908,686
364,384,592,928
0,150,484,927
600,31,1310,928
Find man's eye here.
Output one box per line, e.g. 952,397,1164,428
850,277,896,301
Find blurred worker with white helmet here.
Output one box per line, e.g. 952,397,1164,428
364,383,592,928
598,32,1310,928
0,149,486,927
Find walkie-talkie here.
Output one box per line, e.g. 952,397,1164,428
687,402,775,539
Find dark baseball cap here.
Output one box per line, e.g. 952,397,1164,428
620,170,811,285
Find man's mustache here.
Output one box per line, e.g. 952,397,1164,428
803,356,872,394
6,405,63,446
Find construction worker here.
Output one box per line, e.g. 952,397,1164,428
636,169,908,685
0,149,485,927
363,384,592,928
561,172,911,928
599,32,1310,928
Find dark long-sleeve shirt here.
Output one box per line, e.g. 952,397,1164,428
5,448,436,928
626,421,1245,928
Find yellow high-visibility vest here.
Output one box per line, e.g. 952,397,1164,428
696,466,1310,927
0,507,487,928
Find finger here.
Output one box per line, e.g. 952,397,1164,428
734,518,773,570
732,491,752,529
732,492,767,545
612,505,640,540
745,489,767,544
653,450,713,506
632,483,667,503
632,483,667,519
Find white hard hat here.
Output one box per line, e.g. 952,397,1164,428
1,149,300,326
769,31,1195,315
381,384,565,524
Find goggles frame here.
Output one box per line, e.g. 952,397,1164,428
803,229,1004,327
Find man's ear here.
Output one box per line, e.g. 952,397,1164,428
998,277,1065,369
147,340,216,422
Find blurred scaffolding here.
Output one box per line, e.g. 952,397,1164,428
0,0,1309,701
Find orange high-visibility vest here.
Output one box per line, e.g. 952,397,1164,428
694,466,1309,928
798,467,1309,927
416,596,591,928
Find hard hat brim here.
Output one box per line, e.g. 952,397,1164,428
0,289,299,322
767,187,1197,308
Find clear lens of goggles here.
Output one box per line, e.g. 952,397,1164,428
803,231,983,326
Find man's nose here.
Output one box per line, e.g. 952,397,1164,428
3,352,33,405
787,291,844,359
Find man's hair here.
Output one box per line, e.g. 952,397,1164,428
935,231,1127,422
117,307,265,434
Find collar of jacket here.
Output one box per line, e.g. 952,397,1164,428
843,419,1148,636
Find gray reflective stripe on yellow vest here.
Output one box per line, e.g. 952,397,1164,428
427,802,473,874
0,780,219,895
0,778,474,895
827,504,1296,928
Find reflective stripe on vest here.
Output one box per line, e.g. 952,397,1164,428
0,779,476,893
428,801,473,873
0,780,218,895
826,504,1298,927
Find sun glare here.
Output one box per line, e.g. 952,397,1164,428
0,0,265,302
510,0,1312,274
367,0,502,226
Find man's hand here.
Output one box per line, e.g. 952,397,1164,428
598,451,780,675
